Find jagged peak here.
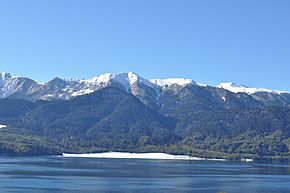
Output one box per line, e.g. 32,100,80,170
50,77,65,81
83,71,157,91
47,77,69,85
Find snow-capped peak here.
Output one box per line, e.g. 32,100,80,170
127,71,138,83
114,71,158,91
79,71,157,93
150,78,196,87
217,82,288,94
1,71,289,102
114,72,137,90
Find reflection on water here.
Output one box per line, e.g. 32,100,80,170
0,156,289,193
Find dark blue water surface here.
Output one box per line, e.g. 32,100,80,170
0,156,289,193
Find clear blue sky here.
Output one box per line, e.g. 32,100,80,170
0,0,289,90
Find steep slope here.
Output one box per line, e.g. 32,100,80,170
176,107,290,137
0,98,37,121
218,82,290,108
158,84,262,118
0,73,42,100
2,87,178,150
250,92,290,108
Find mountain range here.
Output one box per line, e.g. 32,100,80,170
0,72,290,160
1,71,290,110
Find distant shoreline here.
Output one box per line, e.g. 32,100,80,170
62,152,227,161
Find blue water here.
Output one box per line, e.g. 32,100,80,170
0,156,289,193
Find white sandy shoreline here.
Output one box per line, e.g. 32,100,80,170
62,152,226,161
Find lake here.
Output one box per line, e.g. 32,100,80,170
0,156,289,193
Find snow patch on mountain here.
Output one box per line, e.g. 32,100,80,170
1,72,289,102
150,78,195,87
217,82,289,94
222,96,226,102
84,73,115,85
0,124,7,129
71,72,158,97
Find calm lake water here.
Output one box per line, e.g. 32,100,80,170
0,156,289,193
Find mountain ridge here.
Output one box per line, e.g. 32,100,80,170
1,72,289,111
1,71,288,96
